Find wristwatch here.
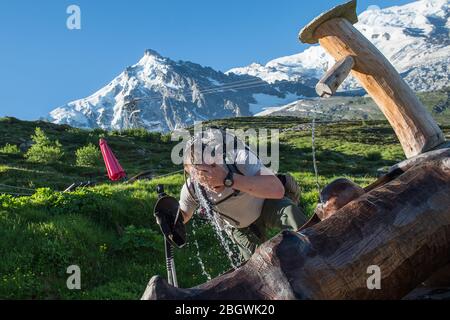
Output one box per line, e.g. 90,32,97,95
223,170,234,188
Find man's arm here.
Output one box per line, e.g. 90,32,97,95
233,172,285,199
179,182,197,224
194,164,285,199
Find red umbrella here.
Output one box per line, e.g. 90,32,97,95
99,138,126,181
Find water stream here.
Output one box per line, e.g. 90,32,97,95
192,181,240,269
311,104,323,204
190,218,212,280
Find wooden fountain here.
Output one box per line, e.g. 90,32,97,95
141,0,449,300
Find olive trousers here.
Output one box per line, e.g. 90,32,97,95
229,197,307,262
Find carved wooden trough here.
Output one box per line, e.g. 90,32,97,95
141,0,449,300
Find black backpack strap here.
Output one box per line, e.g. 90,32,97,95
222,132,242,198
213,188,240,206
223,133,246,176
276,173,287,185
187,175,241,227
185,170,239,206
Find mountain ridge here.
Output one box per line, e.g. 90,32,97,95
49,49,316,131
228,0,449,92
49,0,449,131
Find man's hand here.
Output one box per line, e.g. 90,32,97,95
192,164,228,192
189,164,285,199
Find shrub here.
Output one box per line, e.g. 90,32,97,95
122,128,150,139
365,151,382,161
110,130,122,137
0,116,20,123
92,128,107,136
161,133,172,143
0,143,20,155
66,127,83,135
25,128,64,164
75,143,101,167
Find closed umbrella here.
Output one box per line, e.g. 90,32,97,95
99,138,126,181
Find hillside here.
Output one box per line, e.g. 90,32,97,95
6,87,449,192
0,115,449,299
255,88,450,124
0,118,180,191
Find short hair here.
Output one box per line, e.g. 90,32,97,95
183,128,248,166
320,178,364,203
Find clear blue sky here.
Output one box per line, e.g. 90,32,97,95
0,0,413,120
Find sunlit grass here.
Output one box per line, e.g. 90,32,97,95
0,101,449,299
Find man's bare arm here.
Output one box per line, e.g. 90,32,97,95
194,164,285,199
233,173,284,199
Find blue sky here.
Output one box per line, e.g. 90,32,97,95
0,0,413,120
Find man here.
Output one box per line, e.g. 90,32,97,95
179,129,307,262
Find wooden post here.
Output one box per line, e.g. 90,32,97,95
299,0,446,158
316,56,354,97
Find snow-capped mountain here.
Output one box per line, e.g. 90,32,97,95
228,0,450,92
49,50,315,131
49,0,449,132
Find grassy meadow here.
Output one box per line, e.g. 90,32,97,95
0,89,449,299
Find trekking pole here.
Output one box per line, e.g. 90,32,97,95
165,238,178,287
155,184,184,288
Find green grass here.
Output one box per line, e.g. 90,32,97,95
0,117,179,191
417,88,450,126
0,178,228,299
0,106,449,299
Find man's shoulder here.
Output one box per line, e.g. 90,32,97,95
233,147,259,164
233,147,262,176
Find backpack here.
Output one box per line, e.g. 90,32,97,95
276,173,301,206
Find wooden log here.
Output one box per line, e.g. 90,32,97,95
364,148,450,193
390,147,450,173
299,0,358,45
142,154,450,300
422,264,450,288
299,0,445,158
316,56,354,97
403,287,450,300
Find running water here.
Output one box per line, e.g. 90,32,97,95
190,218,212,280
311,104,323,204
192,181,240,269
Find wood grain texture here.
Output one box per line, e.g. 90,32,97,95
313,18,445,158
299,0,357,44
142,154,450,300
316,56,354,97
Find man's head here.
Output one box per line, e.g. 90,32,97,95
182,128,241,191
182,128,248,173
183,128,226,167
183,129,216,178
316,178,365,220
